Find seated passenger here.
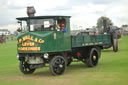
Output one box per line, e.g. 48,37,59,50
56,24,60,31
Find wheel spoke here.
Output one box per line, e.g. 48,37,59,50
55,61,59,64
53,63,59,68
61,59,65,65
58,59,62,64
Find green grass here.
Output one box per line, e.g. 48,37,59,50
0,36,128,85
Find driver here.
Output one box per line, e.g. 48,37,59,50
60,24,67,32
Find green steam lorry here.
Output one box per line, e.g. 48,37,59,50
16,15,118,76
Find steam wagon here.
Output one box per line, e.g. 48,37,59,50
16,15,118,75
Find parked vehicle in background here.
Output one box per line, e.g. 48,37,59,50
0,34,6,44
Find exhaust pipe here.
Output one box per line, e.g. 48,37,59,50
27,6,36,17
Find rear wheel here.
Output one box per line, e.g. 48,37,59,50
85,48,99,67
112,33,118,52
19,61,35,74
113,38,118,52
49,56,66,76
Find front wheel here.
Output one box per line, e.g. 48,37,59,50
85,48,99,67
19,61,35,74
49,56,66,76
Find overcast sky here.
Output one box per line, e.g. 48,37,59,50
0,0,128,32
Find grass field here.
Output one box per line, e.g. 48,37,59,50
0,36,128,85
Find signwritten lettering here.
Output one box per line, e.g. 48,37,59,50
17,35,44,51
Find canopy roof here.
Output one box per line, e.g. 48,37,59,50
16,15,71,20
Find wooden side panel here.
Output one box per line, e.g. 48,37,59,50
71,34,111,48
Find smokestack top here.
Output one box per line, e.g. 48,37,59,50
27,6,36,17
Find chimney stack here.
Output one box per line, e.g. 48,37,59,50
27,6,36,17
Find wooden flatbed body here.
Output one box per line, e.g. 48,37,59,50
71,34,111,48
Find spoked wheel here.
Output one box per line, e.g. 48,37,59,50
19,61,35,74
85,48,99,67
49,56,66,76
